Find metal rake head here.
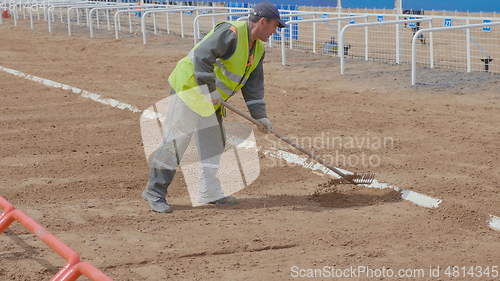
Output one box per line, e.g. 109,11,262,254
332,172,376,185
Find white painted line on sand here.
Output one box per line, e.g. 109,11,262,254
0,65,142,113
400,189,442,209
489,215,500,231
263,149,442,209
4,65,496,229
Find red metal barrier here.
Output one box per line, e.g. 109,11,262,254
53,262,114,281
0,196,113,281
2,9,10,19
0,196,16,232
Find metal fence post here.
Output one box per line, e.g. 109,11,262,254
395,15,400,64
364,16,368,61
280,27,286,65
312,14,316,53
180,10,184,38
466,18,471,72
429,19,434,69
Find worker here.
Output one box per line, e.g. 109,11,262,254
142,2,286,213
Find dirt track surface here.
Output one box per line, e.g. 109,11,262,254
1,23,499,281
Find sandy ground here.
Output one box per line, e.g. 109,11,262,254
1,20,499,281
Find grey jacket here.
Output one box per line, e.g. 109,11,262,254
191,22,267,119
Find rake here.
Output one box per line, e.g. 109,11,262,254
221,101,375,185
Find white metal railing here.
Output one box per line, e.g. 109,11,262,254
43,1,93,22
411,21,500,86
280,14,368,65
233,11,320,50
192,11,249,44
339,17,433,74
113,6,177,39
140,7,197,43
63,3,123,34
66,3,122,35
68,3,144,35
29,3,49,29
192,9,319,45
278,12,323,49
140,7,233,44
1,0,20,26
48,2,119,32
288,12,353,50
4,1,500,83
5,5,17,26
88,4,163,38
140,6,241,43
72,3,179,36
22,0,90,26
1,1,10,25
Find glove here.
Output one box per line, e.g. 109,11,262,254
256,118,272,133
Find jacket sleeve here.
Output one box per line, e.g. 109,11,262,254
241,52,267,119
192,23,237,93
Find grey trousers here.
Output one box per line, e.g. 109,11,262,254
143,94,226,201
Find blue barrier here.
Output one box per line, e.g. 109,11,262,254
408,16,416,28
227,1,249,20
225,2,298,41
483,19,492,31
341,0,393,9
162,0,498,11
272,4,298,41
404,0,500,13
223,0,337,7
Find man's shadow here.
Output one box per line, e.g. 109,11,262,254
172,188,402,212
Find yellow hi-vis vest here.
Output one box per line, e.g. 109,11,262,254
168,21,265,117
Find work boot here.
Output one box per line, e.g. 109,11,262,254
142,191,173,213
209,195,239,206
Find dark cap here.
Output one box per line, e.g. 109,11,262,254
251,2,286,28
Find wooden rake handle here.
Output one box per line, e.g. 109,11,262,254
221,101,367,184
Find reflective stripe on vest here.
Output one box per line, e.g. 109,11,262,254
215,60,243,83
